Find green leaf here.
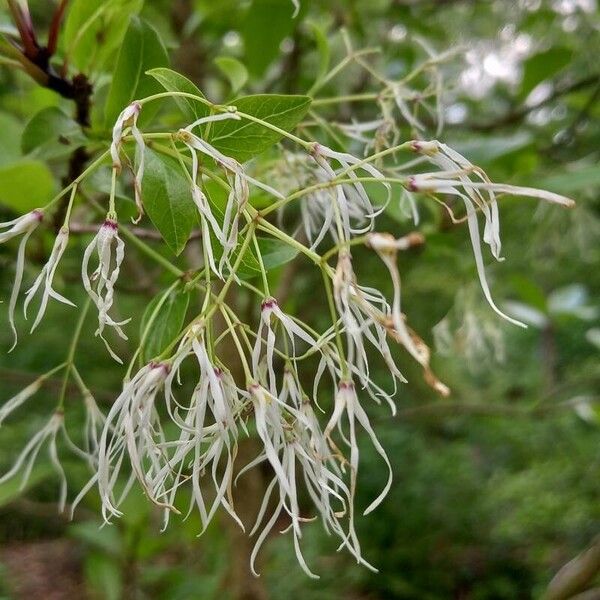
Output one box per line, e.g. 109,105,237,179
0,160,57,213
146,67,209,121
62,0,144,74
257,237,298,270
242,0,297,76
0,113,22,166
208,94,311,162
140,287,190,361
141,148,197,255
105,17,169,128
520,47,573,99
21,107,86,159
214,56,249,95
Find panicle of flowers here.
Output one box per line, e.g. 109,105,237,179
246,381,335,577
81,215,130,363
23,225,75,333
0,209,44,348
110,102,145,222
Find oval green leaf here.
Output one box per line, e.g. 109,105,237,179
141,148,197,255
140,287,190,361
104,17,169,128
208,94,311,162
146,67,209,122
22,107,86,159
0,160,57,213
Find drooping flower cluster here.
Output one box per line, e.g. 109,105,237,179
0,65,577,580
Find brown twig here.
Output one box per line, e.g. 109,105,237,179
464,74,600,132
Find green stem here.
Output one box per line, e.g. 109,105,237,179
320,266,347,376
57,298,91,410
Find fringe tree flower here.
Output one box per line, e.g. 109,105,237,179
391,83,426,133
337,118,393,156
82,390,106,468
409,140,574,327
23,225,74,333
178,114,283,276
0,411,71,513
81,217,130,363
96,361,172,521
247,382,322,577
326,380,392,516
332,252,405,397
252,297,317,396
246,382,374,576
0,209,43,348
309,142,389,245
110,101,145,221
366,232,450,396
160,325,244,531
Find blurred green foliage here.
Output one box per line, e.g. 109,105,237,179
0,0,599,598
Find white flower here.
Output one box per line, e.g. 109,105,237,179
95,361,171,521
366,232,449,396
111,102,145,222
159,327,244,532
408,140,574,327
391,83,426,133
23,226,75,333
179,114,283,277
82,391,106,468
251,297,316,396
332,252,405,400
0,412,70,513
337,118,393,156
0,209,43,348
81,218,130,363
325,380,392,517
247,382,321,577
308,143,389,246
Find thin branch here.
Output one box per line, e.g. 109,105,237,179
465,74,600,132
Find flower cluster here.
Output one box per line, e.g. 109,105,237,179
0,78,576,579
